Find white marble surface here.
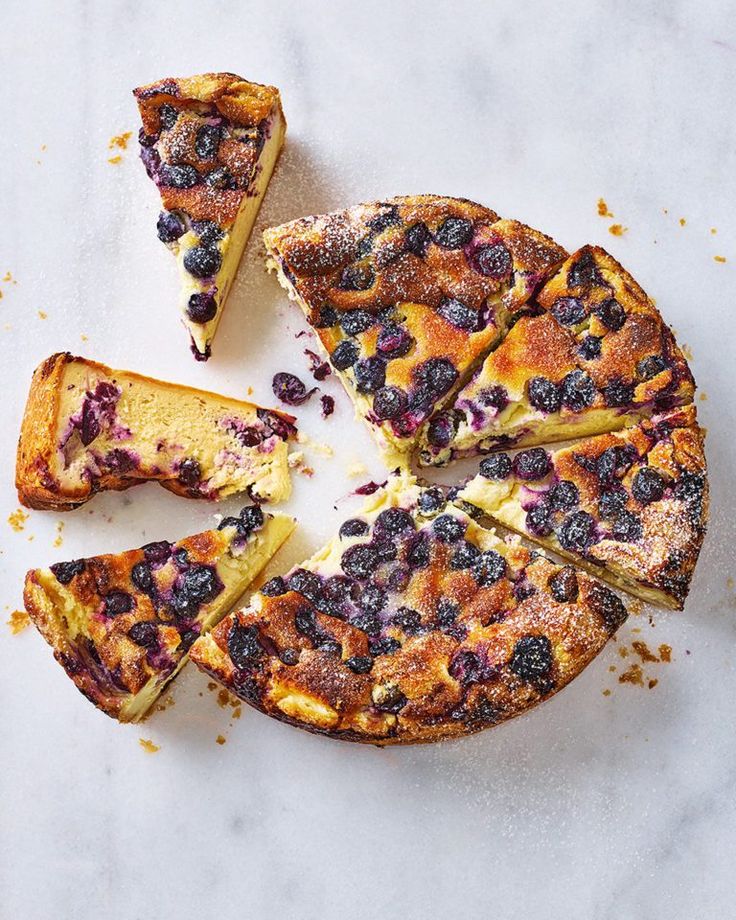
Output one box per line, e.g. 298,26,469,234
1,1,735,917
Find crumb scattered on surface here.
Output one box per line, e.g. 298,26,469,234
155,695,175,713
711,227,717,234
288,452,314,476
108,131,132,150
8,509,29,532
658,644,672,663
619,663,644,686
597,198,614,218
216,735,226,745
602,689,611,697
608,665,617,673
53,521,64,548
699,392,708,401
681,343,694,361
81,334,88,342
3,272,16,283
38,310,47,320
247,386,253,395
618,646,629,658
107,155,122,165
648,679,659,689
609,224,627,236
7,610,30,634
139,738,160,753
632,641,659,663
346,462,367,478
714,255,727,263
679,217,686,227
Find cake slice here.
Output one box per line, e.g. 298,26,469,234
16,353,295,511
419,246,695,465
190,473,627,745
457,406,708,609
24,507,295,721
263,196,566,460
134,72,286,360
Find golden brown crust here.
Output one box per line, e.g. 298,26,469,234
190,477,627,744
264,196,567,451
15,353,295,511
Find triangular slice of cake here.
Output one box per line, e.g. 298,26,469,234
457,406,708,609
16,353,295,511
190,473,627,744
134,73,286,360
24,507,295,721
419,246,695,465
263,196,566,460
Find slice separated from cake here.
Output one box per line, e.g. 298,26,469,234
16,353,295,511
457,406,708,609
24,507,295,721
190,473,627,744
419,245,695,465
263,196,567,460
134,72,286,360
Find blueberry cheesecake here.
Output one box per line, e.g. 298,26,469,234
189,473,627,744
457,406,707,609
420,246,695,465
16,353,295,511
23,508,295,721
134,73,286,360
263,196,567,459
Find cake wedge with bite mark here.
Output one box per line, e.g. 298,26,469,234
134,72,286,361
456,406,707,609
419,245,695,465
16,353,295,511
24,507,295,722
190,473,628,744
263,196,567,460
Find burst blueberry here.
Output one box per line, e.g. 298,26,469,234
548,480,579,511
131,561,153,593
512,448,551,481
526,501,554,536
567,250,602,288
128,621,159,649
594,298,626,331
598,487,628,518
272,372,314,406
588,583,627,631
552,297,586,326
637,354,667,380
331,340,359,371
561,369,596,410
288,569,323,604
406,533,431,569
228,622,263,670
161,164,199,189
50,559,86,584
528,376,562,414
156,210,186,243
436,598,459,627
346,656,373,674
578,335,602,360
612,510,643,542
405,221,432,257
354,356,386,394
339,264,375,291
426,411,459,448
604,378,635,408
104,591,134,617
261,576,287,597
376,323,413,358
472,550,507,586
204,166,234,189
341,544,380,579
451,540,481,569
418,486,446,514
357,584,387,614
373,386,407,420
548,566,579,603
158,104,178,129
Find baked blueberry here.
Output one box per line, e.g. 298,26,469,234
449,650,482,683
405,221,432,257
186,292,218,323
376,323,413,358
373,386,407,420
406,533,431,569
156,210,186,243
612,510,643,542
595,446,632,484
426,411,460,448
436,598,459,628
479,453,512,480
339,264,375,291
261,576,287,597
183,245,222,278
449,540,480,570
50,559,86,585
142,541,171,564
479,385,509,411
177,458,201,487
510,635,553,681
548,480,579,511
131,561,153,593
416,357,458,397
357,584,387,615
368,636,401,656
104,591,134,617
438,297,481,331
567,250,603,288
288,569,323,604
341,544,380,579
321,394,335,418
340,518,369,539
239,505,264,532
512,448,551,481
331,340,360,371
182,565,221,604
548,566,579,603
561,370,596,411
632,466,666,505
158,104,178,130
354,356,386,394
161,164,199,189
674,472,705,504
594,298,626,331
604,378,635,407
219,515,244,533
192,220,224,244
578,335,602,361
345,656,373,674
526,500,554,536
472,550,507,586
367,206,401,231
434,217,474,249
392,607,422,633
376,507,415,535
314,305,338,328
470,243,512,279
598,487,628,518
195,124,221,159
418,486,446,514
552,297,586,326
637,354,667,380
587,583,627,631
228,622,263,669
204,166,235,189
433,514,466,543
557,511,596,552
528,376,562,414
128,621,159,649
373,684,408,713
339,309,375,336
280,648,300,665
272,372,314,406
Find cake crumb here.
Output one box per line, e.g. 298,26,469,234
8,508,29,532
38,310,47,320
632,640,659,663
602,689,612,696
232,706,242,720
597,198,614,218
679,217,687,227
658,644,672,663
7,610,30,634
81,334,88,342
108,131,132,150
139,738,160,754
680,343,694,360
648,679,659,689
2,271,15,283
608,223,627,236
608,665,617,672
346,462,368,478
107,155,122,165
217,689,231,709
714,255,727,263
699,392,708,401
711,227,717,234
53,521,64,548
618,645,629,658
216,735,226,745
619,663,644,686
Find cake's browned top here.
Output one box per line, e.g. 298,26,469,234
264,196,567,447
135,72,283,226
190,477,627,744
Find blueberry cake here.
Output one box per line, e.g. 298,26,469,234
16,353,295,511
189,474,627,744
457,406,707,609
420,246,695,465
134,73,286,360
263,196,567,459
23,507,294,721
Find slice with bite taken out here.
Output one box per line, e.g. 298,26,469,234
134,72,286,360
419,245,695,465
263,196,566,461
456,406,708,609
16,353,295,511
190,473,627,744
23,507,295,721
